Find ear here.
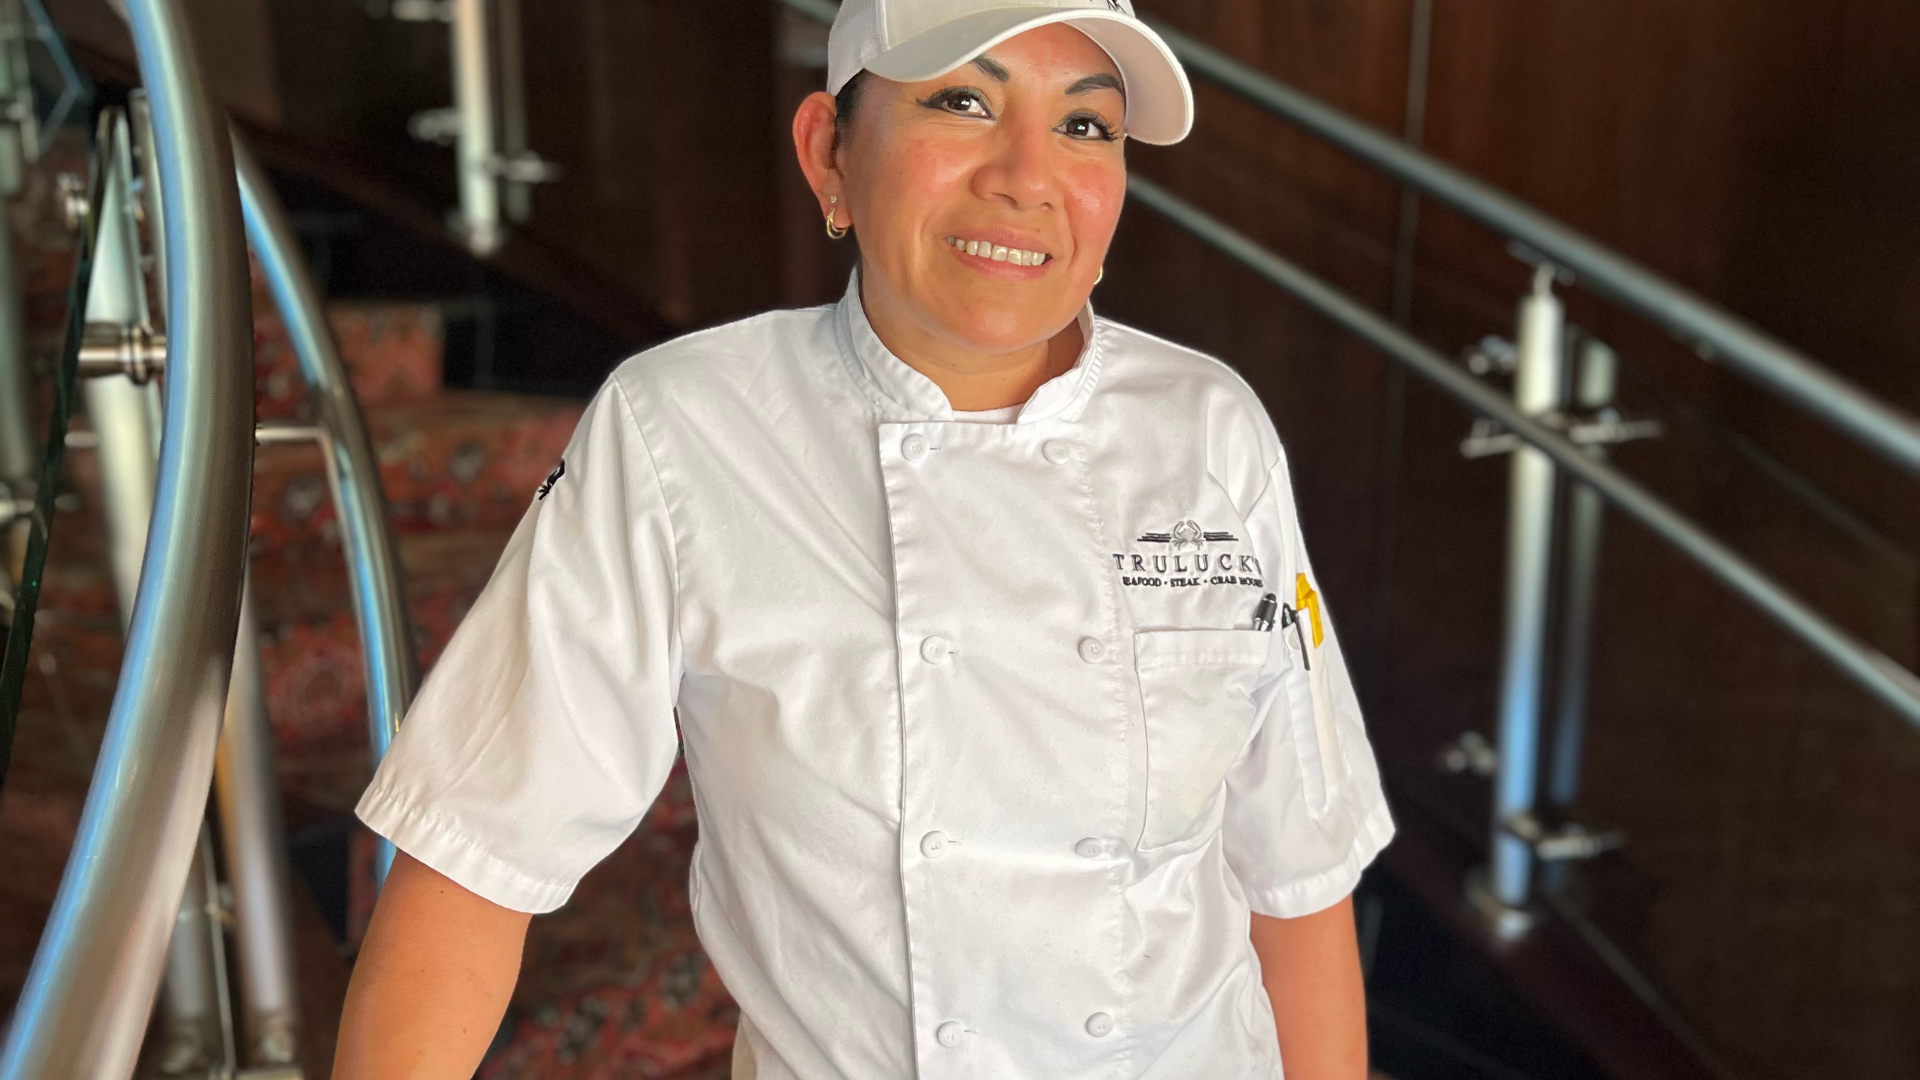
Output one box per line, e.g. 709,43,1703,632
792,91,842,224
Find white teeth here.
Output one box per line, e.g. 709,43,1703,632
946,236,1050,266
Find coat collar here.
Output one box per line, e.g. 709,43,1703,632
834,269,1103,425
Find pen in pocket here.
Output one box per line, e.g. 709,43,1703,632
1277,603,1311,669
1251,592,1278,632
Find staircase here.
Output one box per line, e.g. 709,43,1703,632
1,220,737,1077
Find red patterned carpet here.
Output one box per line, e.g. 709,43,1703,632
1,249,738,1075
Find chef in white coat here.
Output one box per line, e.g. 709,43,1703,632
335,2,1394,1077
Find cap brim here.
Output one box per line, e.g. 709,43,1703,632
863,7,1194,145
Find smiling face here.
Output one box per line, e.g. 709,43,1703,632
798,23,1129,365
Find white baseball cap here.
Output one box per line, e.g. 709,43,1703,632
827,0,1195,145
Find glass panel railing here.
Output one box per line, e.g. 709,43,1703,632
0,0,94,785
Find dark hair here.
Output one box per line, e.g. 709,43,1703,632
831,71,868,157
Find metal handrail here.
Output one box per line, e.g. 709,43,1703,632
233,134,421,878
0,0,253,1074
772,0,1920,730
1143,19,1920,480
1127,176,1920,730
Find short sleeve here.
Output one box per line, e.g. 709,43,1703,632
1221,447,1395,919
356,377,682,913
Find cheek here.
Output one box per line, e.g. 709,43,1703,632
857,132,977,246
1063,162,1127,260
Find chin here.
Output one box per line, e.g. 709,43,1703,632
936,292,1082,356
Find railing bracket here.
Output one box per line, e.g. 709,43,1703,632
253,419,326,447
0,478,33,525
1505,807,1626,862
1437,730,1498,777
1461,411,1664,459
1465,868,1539,942
76,321,165,382
55,171,87,231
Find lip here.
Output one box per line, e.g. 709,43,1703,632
941,228,1058,278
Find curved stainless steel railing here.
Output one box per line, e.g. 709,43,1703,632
1143,20,1920,480
0,0,254,1075
233,135,421,879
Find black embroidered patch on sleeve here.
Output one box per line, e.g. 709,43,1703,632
537,459,566,500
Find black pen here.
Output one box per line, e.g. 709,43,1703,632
1251,592,1278,632
1278,604,1311,669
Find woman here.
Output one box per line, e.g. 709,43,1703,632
336,2,1392,1077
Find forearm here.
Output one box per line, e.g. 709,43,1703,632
332,851,533,1080
1250,897,1368,1080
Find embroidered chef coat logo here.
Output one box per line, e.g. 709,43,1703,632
1112,521,1261,590
536,459,566,500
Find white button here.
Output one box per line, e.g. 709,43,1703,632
901,433,929,462
1077,637,1106,664
1085,1012,1114,1038
1042,440,1072,464
920,831,949,858
920,636,951,664
935,1021,964,1048
1074,837,1106,859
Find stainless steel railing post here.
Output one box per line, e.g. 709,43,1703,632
81,110,161,620
0,3,30,588
451,0,502,255
234,135,421,883
152,829,234,1076
0,213,33,606
1541,336,1617,895
0,0,253,1071
1475,268,1566,933
213,583,302,1069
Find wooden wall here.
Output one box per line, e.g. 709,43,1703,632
1094,5,1920,1080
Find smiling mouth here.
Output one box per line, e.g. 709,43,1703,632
944,235,1052,267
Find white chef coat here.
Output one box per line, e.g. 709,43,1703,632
358,271,1394,1080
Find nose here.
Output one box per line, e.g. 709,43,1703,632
972,113,1058,212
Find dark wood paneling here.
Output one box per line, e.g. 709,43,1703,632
1386,5,1920,1079
1089,4,1920,1079
47,0,282,123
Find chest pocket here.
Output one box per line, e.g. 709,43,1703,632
1133,629,1274,852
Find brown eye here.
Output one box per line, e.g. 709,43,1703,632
1057,113,1118,142
921,88,991,118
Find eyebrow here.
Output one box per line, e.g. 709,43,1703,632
1066,72,1126,100
971,56,1010,81
964,56,1124,99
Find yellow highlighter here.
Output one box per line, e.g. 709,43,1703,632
1295,573,1323,647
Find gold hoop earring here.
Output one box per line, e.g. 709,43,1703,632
1095,265,1105,286
825,195,849,240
